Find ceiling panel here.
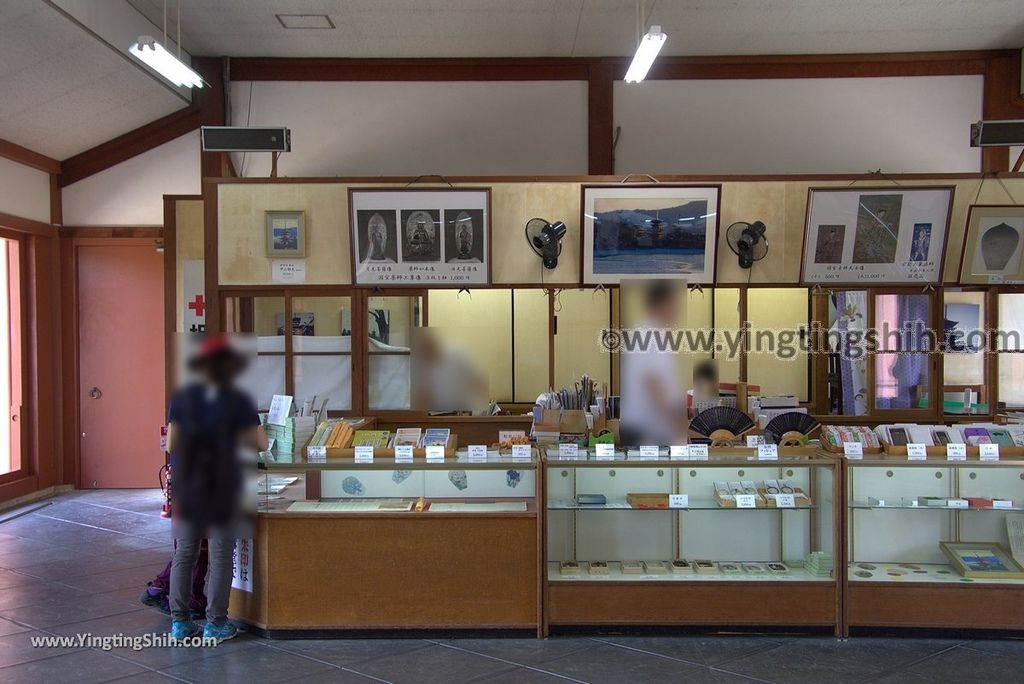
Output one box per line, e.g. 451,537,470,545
0,2,187,159
127,0,1024,58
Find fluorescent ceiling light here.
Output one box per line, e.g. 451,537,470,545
129,36,204,88
624,25,666,83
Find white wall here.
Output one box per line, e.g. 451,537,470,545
0,156,50,224
61,131,201,226
614,75,984,174
227,81,590,177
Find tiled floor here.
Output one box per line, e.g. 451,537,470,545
0,490,1023,684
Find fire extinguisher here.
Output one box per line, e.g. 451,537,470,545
159,462,172,519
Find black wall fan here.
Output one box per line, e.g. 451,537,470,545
726,221,768,269
525,218,567,269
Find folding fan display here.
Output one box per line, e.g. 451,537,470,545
689,407,756,447
763,412,820,446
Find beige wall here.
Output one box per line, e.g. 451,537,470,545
218,178,1024,287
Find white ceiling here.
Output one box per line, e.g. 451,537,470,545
0,2,188,160
126,0,1024,58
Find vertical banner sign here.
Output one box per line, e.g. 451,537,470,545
182,259,206,333
231,539,254,593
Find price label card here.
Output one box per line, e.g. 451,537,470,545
307,445,326,460
980,443,1000,461
906,443,928,460
394,445,414,463
594,443,615,460
639,445,660,460
775,493,796,508
843,442,864,459
467,444,488,463
559,443,580,460
669,445,688,460
758,444,779,461
993,499,1014,510
946,443,967,461
688,444,709,461
511,444,532,461
736,494,757,509
746,435,764,447
669,494,689,509
354,446,374,463
947,498,969,509
425,445,445,463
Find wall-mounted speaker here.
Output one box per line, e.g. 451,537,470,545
970,120,1024,147
200,126,290,152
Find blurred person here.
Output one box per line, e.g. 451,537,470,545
620,280,688,446
411,327,488,413
688,359,721,417
166,335,267,643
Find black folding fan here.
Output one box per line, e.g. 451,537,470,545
689,407,756,447
763,412,820,446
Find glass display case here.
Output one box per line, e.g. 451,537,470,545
844,451,1024,632
544,447,841,634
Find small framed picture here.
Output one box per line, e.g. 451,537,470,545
940,541,1024,579
958,205,1024,284
265,210,306,258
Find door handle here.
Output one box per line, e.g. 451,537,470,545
89,387,102,400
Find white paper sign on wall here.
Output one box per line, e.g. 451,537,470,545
272,259,307,283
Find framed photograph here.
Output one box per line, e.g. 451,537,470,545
580,184,721,285
349,188,490,287
800,186,954,284
940,541,1024,579
958,205,1024,284
265,211,306,258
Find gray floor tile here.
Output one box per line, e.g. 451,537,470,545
468,666,584,683
57,563,168,594
904,644,1024,680
108,634,262,671
282,668,391,683
534,644,755,684
264,638,430,666
0,649,147,684
158,644,338,684
596,635,785,666
350,643,517,684
860,671,933,683
960,638,1024,657
0,629,85,668
438,637,600,667
715,637,960,684
3,592,142,629
0,579,87,612
0,569,44,590
45,607,174,638
105,673,187,684
0,616,32,637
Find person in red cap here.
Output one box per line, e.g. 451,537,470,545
164,335,267,643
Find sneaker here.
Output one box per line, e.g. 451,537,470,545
139,587,170,615
202,621,238,643
170,620,200,642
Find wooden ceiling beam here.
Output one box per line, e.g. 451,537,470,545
0,138,60,175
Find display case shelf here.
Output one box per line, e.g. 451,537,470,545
547,562,831,583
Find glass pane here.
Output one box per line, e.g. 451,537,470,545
0,238,20,475
369,354,411,409
747,288,809,400
427,289,512,402
825,290,867,415
239,354,284,412
293,355,352,411
942,290,986,414
368,296,421,350
291,296,352,352
513,289,550,403
678,287,712,388
713,288,741,384
998,293,1024,408
554,289,611,395
875,352,930,410
873,293,932,410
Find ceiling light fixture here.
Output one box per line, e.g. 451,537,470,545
129,36,204,88
624,25,666,83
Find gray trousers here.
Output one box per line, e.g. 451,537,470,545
170,536,234,625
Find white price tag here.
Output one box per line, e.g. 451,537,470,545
746,435,764,447
669,494,689,509
993,499,1014,510
307,445,326,461
669,445,687,460
688,444,709,461
594,443,615,460
559,443,580,460
989,274,1005,284
843,442,863,459
906,443,928,460
639,445,660,460
736,494,757,509
511,444,531,461
354,446,374,463
980,443,1000,461
468,444,488,463
946,443,967,461
425,445,445,462
947,498,969,509
757,444,779,461
775,493,796,508
394,445,414,463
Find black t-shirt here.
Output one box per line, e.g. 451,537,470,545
168,382,261,526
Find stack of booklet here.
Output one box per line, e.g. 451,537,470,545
804,551,834,578
262,415,316,456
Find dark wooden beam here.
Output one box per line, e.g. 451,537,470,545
193,57,227,179
587,62,614,175
59,106,202,187
59,227,162,239
0,211,57,238
0,138,60,175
